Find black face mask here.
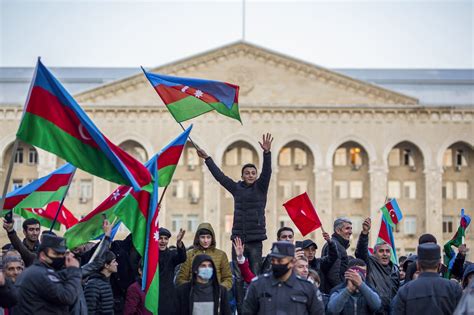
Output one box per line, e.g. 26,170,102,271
272,262,290,278
46,255,65,270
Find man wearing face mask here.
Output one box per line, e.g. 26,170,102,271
175,254,231,315
14,233,82,314
355,217,399,314
243,241,325,315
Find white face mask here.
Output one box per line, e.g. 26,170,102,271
198,267,213,281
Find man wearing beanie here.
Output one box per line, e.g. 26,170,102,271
158,226,186,315
392,243,462,314
14,233,82,314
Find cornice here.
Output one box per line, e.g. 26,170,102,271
74,42,419,105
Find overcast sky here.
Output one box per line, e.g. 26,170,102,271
1,0,472,68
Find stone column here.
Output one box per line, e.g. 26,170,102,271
424,166,443,243
369,165,388,244
314,166,333,233
202,162,222,246
264,165,278,254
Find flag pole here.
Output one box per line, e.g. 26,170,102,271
0,139,20,216
157,185,168,207
88,216,118,264
177,122,199,150
49,168,77,232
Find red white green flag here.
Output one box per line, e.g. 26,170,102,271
15,202,78,231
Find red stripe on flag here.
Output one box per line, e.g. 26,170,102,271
378,219,391,245
145,209,159,291
4,195,28,209
130,190,151,218
36,174,73,191
26,87,98,148
157,145,184,169
81,186,130,221
155,85,188,104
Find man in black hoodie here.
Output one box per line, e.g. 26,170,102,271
196,133,273,275
175,254,231,315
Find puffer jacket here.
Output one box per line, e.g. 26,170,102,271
205,152,271,243
84,272,114,315
175,223,233,289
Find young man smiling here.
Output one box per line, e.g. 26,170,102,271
197,133,273,275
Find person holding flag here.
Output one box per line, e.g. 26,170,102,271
3,218,41,267
196,133,273,275
355,217,400,315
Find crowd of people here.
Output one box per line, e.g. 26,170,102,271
0,133,473,315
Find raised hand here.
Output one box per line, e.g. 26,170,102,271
258,133,273,153
176,228,186,247
345,269,363,288
322,232,331,242
196,146,209,159
362,217,371,235
2,219,14,233
102,219,112,237
232,237,245,260
65,252,80,268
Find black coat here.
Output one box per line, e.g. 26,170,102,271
84,273,115,315
205,152,271,243
0,277,18,308
158,245,186,315
391,272,462,315
320,233,350,294
14,260,82,314
309,239,338,277
355,233,400,314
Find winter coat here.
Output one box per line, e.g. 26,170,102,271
15,260,82,314
84,273,115,315
176,223,233,290
355,233,400,314
327,282,382,315
205,152,271,243
158,245,186,315
0,278,18,309
309,238,338,277
6,230,38,267
320,233,350,294
123,281,151,315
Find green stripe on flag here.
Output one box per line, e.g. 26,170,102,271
15,187,68,209
166,96,214,122
145,268,160,315
158,165,177,187
211,102,241,122
17,113,130,186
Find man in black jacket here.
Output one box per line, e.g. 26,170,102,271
3,217,41,267
355,217,400,314
302,231,338,279
159,226,186,315
320,217,352,294
197,133,273,275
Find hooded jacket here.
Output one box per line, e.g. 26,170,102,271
175,254,231,315
176,223,233,290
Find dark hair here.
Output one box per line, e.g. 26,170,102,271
277,227,294,239
399,255,408,265
103,251,116,266
418,234,437,245
348,258,366,268
418,259,439,271
241,163,257,176
22,218,40,231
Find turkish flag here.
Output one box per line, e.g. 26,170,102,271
283,192,322,236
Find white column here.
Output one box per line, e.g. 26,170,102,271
424,166,443,242
201,163,222,246
314,166,333,233
369,165,388,244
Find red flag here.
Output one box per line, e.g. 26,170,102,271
283,192,321,236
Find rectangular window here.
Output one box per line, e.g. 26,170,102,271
241,148,253,164
187,148,199,166
279,148,291,166
188,180,200,203
349,181,363,199
187,214,199,232
171,180,184,198
224,147,238,166
443,149,453,167
171,215,184,232
225,215,233,233
79,180,93,200
294,148,307,166
334,181,348,199
293,180,307,196
388,149,400,166
28,149,38,165
349,148,362,167
442,181,453,199
12,179,23,191
455,150,468,167
403,149,415,167
334,148,347,166
14,147,24,164
404,216,417,235
279,181,293,199
456,181,468,199
442,216,454,234
388,181,401,199
403,181,416,199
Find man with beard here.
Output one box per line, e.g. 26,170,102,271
158,227,186,315
355,217,399,314
14,233,82,314
3,218,41,267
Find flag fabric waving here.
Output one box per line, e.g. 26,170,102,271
143,204,160,315
283,192,322,236
17,60,152,191
376,216,398,265
380,199,403,227
443,209,471,278
1,163,76,214
15,202,78,230
142,69,241,123
64,185,131,249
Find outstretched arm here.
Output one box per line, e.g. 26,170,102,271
355,217,371,264
197,147,237,193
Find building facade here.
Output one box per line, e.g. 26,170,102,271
1,42,473,259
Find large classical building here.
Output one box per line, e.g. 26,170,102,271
1,42,473,259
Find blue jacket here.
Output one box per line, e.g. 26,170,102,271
327,282,382,315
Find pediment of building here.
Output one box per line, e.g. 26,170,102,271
75,41,418,106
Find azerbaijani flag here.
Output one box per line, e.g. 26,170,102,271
443,209,471,278
143,199,160,315
376,216,398,265
380,199,403,228
17,60,152,191
64,185,131,249
142,68,241,123
1,163,76,214
15,202,78,231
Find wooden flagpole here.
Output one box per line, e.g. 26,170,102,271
49,168,77,232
